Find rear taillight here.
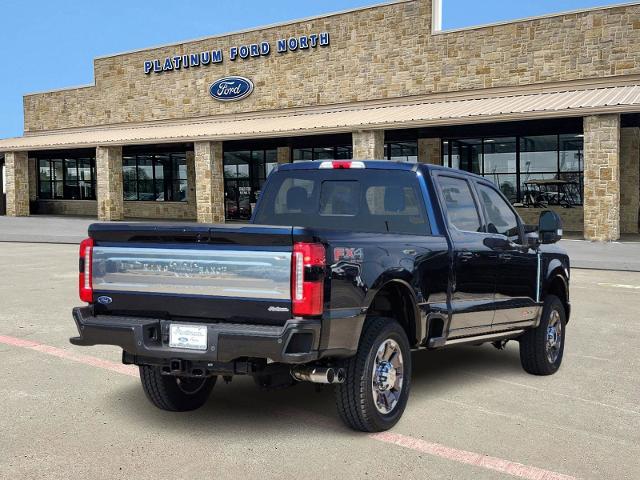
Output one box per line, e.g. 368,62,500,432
79,238,94,303
291,242,326,317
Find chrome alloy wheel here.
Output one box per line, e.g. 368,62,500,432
545,309,563,364
372,339,404,414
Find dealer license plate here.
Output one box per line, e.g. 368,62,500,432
169,324,208,351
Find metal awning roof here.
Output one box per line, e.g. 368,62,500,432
2,84,640,152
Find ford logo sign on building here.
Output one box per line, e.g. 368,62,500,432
209,76,254,102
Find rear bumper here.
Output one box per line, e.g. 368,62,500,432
70,307,321,364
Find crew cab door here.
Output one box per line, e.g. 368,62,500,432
433,174,496,336
472,180,539,327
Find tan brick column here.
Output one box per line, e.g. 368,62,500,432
194,141,225,224
28,158,38,201
277,146,291,164
5,151,30,217
96,146,124,221
418,138,442,165
353,130,384,160
583,114,621,241
620,127,639,234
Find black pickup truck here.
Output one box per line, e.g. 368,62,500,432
71,161,570,432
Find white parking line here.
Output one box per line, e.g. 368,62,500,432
0,333,580,480
597,282,640,289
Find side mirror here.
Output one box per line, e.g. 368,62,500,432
538,210,563,244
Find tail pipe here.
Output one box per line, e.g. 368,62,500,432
291,365,346,384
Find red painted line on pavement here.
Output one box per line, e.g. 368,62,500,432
1,334,579,480
0,334,138,377
370,432,578,480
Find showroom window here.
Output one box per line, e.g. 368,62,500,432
442,133,584,206
384,141,418,162
37,154,96,200
292,145,352,161
123,152,187,202
223,149,278,220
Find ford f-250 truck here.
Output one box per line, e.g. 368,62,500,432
71,161,569,432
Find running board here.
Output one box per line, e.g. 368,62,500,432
438,330,525,348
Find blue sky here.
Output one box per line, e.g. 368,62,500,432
0,0,624,138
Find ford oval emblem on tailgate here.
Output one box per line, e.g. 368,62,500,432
209,76,254,102
97,296,113,305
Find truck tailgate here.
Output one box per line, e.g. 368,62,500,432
88,224,298,324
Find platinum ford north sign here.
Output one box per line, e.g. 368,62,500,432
144,32,330,74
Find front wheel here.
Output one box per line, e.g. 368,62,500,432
335,317,412,432
140,365,216,412
519,295,566,375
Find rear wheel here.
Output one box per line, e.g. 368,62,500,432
139,365,216,412
519,295,566,375
335,317,412,432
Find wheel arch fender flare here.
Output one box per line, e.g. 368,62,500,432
362,275,423,346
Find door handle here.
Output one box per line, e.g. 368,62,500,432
459,251,474,261
499,253,513,262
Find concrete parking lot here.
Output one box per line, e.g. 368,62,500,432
1,243,639,480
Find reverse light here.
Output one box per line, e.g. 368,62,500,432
318,161,365,169
291,242,326,317
79,238,94,303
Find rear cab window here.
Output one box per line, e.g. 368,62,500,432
254,169,431,235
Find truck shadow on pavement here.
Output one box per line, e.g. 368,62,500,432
107,344,523,435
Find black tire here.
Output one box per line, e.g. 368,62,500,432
335,317,412,432
519,295,566,376
139,365,216,412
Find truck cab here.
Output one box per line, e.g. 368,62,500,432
71,161,570,432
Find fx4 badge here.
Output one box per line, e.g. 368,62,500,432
333,248,364,263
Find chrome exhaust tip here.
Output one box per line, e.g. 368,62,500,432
291,366,343,384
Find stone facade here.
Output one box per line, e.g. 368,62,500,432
353,130,384,160
517,206,584,233
418,138,441,165
22,1,640,132
96,146,124,221
620,127,640,234
277,146,291,164
37,200,98,217
194,141,225,224
583,114,621,241
5,152,29,217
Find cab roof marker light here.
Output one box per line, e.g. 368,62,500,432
318,161,366,169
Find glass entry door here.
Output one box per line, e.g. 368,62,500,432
223,149,277,220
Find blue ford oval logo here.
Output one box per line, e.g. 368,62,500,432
97,296,113,305
209,76,254,102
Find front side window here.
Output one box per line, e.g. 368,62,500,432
38,155,95,200
476,183,520,241
123,152,187,202
437,176,481,233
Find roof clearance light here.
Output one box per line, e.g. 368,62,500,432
318,161,366,169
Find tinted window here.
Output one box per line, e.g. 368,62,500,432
254,170,429,235
477,183,520,241
437,176,481,232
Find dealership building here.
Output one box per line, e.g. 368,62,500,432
1,0,639,240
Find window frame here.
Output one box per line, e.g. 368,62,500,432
123,151,188,203
37,155,96,201
441,133,584,206
473,179,525,244
433,173,484,235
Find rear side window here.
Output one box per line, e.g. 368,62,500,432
437,176,482,232
254,169,430,235
476,183,520,241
